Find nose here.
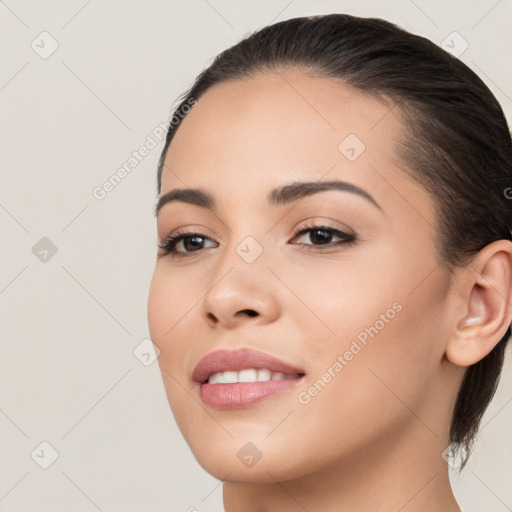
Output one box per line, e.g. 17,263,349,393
200,245,281,329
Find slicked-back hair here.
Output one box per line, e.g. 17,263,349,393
156,13,512,469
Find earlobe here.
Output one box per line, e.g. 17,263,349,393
445,240,512,367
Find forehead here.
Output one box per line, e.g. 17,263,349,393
163,69,403,176
160,68,432,225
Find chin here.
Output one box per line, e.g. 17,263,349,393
193,451,299,484
181,429,321,485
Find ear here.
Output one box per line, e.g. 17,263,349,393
445,240,512,367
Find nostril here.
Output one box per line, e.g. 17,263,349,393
240,309,258,317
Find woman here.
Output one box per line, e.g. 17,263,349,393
147,13,512,511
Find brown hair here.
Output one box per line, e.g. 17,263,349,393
155,13,512,469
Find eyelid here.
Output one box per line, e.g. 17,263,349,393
158,219,357,259
157,227,218,257
291,217,356,238
289,221,356,250
157,218,352,246
157,224,218,244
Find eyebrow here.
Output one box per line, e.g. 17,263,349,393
154,180,383,217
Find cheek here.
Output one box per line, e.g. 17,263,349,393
147,265,202,397
145,240,450,480
271,247,401,342
268,300,441,477
283,252,446,433
147,267,199,432
147,264,200,343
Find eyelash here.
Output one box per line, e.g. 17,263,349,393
157,221,357,259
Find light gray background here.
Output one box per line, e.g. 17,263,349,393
1,1,511,511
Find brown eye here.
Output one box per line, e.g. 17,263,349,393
158,231,218,258
180,235,207,252
291,224,356,248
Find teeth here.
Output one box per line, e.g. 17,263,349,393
257,369,271,381
239,369,258,382
223,371,238,383
207,368,300,384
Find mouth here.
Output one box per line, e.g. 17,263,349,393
206,368,302,384
192,348,306,409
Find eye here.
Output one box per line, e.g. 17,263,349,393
158,222,356,259
289,221,356,249
158,229,218,259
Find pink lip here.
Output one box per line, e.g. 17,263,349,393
192,348,305,409
192,348,305,384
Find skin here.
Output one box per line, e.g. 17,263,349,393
147,67,512,511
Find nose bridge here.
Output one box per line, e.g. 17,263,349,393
206,231,268,300
200,229,280,326
214,212,269,278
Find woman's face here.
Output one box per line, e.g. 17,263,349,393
148,68,459,483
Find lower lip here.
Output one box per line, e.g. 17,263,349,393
199,378,303,409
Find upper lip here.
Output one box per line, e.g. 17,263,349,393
192,348,305,384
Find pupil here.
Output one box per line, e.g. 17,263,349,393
311,229,332,244
185,236,204,251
